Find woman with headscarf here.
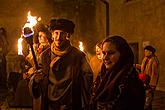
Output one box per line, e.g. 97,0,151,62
90,35,145,110
90,41,103,81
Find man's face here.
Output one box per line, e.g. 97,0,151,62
51,30,69,48
102,42,120,71
144,49,152,57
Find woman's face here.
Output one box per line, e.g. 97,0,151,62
38,32,48,44
102,42,120,71
96,45,102,60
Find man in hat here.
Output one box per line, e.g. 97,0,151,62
141,45,159,110
29,18,93,110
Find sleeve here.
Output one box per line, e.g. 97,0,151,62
28,75,42,99
80,56,93,109
141,57,147,73
38,47,51,76
150,60,159,87
28,48,50,99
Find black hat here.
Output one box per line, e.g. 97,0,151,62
49,18,75,34
144,45,156,53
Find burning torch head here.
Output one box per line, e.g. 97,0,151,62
23,27,34,37
23,27,33,35
22,27,34,45
22,11,40,45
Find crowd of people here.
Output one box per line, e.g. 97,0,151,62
0,18,159,110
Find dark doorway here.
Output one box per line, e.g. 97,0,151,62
129,42,139,64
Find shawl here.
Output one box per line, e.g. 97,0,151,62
48,40,92,110
49,40,73,83
91,65,133,109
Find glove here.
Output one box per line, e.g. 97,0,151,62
33,69,45,83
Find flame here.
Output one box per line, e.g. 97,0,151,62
18,37,23,55
37,17,41,21
23,11,41,30
79,41,84,52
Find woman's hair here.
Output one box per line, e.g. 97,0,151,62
96,41,102,48
35,23,52,44
40,29,52,44
102,35,134,68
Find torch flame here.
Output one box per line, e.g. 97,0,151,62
23,11,41,31
79,41,84,52
37,17,41,21
18,37,23,55
22,11,41,38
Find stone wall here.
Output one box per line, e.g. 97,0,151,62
109,0,165,91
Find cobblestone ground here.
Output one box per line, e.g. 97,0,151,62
153,90,165,110
0,87,165,110
0,80,32,110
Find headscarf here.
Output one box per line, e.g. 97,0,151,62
91,36,135,109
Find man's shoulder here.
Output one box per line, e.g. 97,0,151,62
150,55,159,64
70,46,86,57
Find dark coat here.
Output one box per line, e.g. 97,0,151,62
29,45,51,110
113,68,145,110
29,46,93,110
90,67,145,110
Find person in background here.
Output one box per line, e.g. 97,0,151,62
90,41,103,81
29,18,93,110
25,23,52,79
90,35,145,110
14,24,52,108
0,27,9,109
0,27,9,87
141,45,159,110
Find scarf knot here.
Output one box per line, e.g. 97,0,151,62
51,40,72,57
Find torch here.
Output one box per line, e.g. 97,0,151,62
23,27,39,70
18,37,23,56
78,41,90,61
22,11,40,70
79,41,84,52
18,36,27,73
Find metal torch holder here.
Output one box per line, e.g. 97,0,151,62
23,27,39,70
